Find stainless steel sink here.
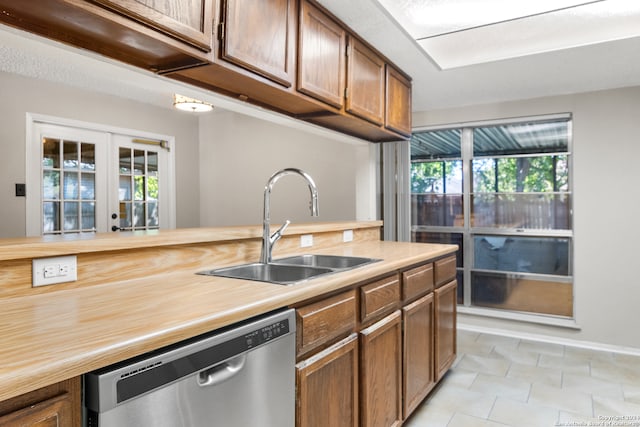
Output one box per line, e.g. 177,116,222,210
273,254,380,270
198,262,334,285
198,255,380,285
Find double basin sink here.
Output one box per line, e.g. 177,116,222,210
198,255,380,285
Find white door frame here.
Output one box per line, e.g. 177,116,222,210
26,113,176,236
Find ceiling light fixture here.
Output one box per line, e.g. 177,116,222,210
173,94,213,112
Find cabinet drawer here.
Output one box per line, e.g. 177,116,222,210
402,263,433,302
297,290,357,356
434,256,456,287
360,274,400,325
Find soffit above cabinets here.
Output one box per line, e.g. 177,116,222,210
375,0,640,70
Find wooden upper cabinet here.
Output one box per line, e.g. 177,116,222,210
385,65,412,137
346,37,385,126
91,0,213,51
0,0,213,72
221,0,296,87
297,0,346,109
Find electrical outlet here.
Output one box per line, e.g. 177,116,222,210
43,264,58,278
32,256,77,287
343,229,354,242
300,234,313,248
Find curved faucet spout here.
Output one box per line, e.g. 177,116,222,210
260,168,319,264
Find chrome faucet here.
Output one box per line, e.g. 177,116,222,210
260,168,319,264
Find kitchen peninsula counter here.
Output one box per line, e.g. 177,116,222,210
0,222,457,402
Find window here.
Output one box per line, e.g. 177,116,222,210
411,116,573,319
114,137,164,232
27,116,175,236
42,137,99,233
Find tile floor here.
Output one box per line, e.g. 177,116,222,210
404,329,640,427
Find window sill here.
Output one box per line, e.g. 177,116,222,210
457,305,580,329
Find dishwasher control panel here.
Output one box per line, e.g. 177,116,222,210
244,319,289,349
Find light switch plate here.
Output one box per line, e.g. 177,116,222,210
32,255,78,287
343,229,354,242
300,234,313,248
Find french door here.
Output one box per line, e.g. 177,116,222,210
27,118,174,236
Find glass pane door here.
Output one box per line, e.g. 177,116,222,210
28,120,174,236
31,124,108,236
42,138,98,234
112,135,170,232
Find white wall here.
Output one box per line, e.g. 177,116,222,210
198,110,374,226
0,71,200,236
413,86,640,349
0,70,376,237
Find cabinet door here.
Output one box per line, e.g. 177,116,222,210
298,0,346,108
0,377,80,427
385,65,412,137
296,334,359,427
91,0,214,51
346,37,385,125
402,294,435,419
360,311,402,427
0,393,70,427
435,279,457,381
221,0,296,87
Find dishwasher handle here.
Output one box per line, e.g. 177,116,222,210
197,354,247,387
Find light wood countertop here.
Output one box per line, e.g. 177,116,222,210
0,229,456,402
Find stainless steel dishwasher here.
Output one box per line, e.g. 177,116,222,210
84,309,295,427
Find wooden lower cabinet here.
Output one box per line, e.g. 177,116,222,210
435,279,457,381
296,289,357,358
402,293,435,419
0,377,81,427
360,311,402,427
296,334,359,427
295,256,457,427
